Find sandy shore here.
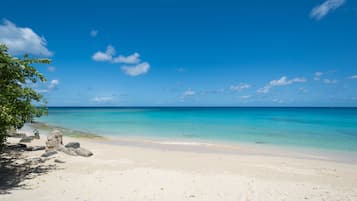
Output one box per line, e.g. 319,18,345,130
1,134,357,201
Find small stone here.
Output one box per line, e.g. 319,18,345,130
54,159,65,163
41,150,57,157
26,146,46,151
33,129,40,139
65,142,80,149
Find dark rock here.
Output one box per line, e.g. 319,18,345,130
7,143,27,150
26,146,46,151
8,132,27,138
65,142,80,149
41,151,57,157
74,147,93,157
54,159,65,163
19,136,34,143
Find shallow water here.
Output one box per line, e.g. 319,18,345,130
37,107,357,152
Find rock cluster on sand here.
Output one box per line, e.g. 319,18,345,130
7,128,93,162
43,130,93,158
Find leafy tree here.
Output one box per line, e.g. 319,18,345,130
0,44,50,149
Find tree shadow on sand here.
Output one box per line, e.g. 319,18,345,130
0,146,59,194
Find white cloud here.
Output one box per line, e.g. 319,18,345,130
92,45,150,76
48,79,59,90
315,72,323,76
314,72,323,80
47,66,56,72
273,98,284,104
36,79,59,93
230,83,251,91
91,96,114,103
183,89,196,97
258,76,306,93
349,75,357,79
113,52,140,64
0,19,52,56
240,95,251,99
121,62,150,76
180,89,198,102
92,45,115,62
180,89,196,100
323,79,338,84
90,30,98,37
310,0,346,20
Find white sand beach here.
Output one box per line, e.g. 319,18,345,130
1,133,357,201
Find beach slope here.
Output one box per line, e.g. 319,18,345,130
1,136,357,201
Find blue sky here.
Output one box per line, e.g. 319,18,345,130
1,0,357,106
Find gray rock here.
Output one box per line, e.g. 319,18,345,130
58,146,78,156
33,129,40,139
65,142,80,149
20,136,34,143
74,147,93,157
8,132,27,138
54,159,65,163
46,130,63,151
41,150,57,157
26,146,46,151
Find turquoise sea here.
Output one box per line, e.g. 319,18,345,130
37,107,357,152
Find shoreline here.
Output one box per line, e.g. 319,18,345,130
28,122,357,164
2,124,357,200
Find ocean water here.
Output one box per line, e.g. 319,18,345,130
37,107,357,152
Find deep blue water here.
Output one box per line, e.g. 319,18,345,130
37,107,357,152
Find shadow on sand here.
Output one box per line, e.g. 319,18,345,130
0,146,58,194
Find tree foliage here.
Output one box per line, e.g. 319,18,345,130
0,44,50,149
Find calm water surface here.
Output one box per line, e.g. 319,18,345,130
37,107,357,152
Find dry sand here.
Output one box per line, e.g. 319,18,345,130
1,135,357,201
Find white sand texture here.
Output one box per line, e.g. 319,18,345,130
1,134,357,201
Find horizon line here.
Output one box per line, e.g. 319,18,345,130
44,106,357,108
